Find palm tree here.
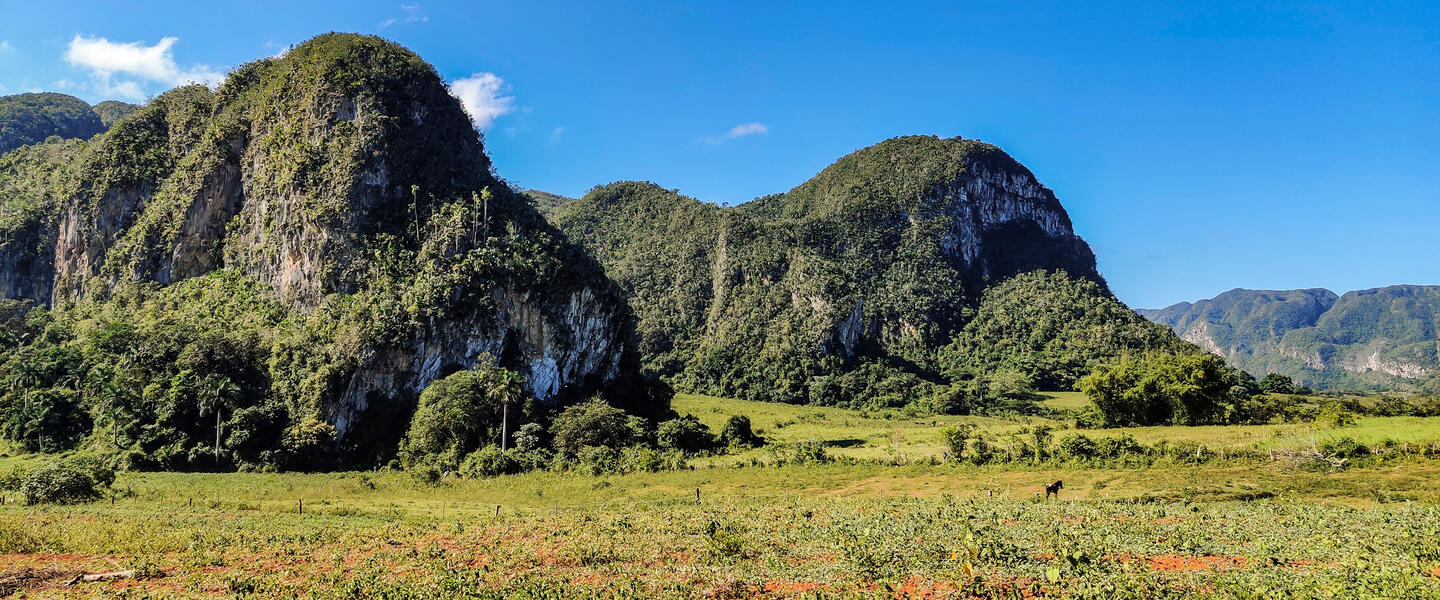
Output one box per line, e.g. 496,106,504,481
492,369,526,451
200,375,239,467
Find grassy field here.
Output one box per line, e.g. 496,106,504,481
675,393,1440,463
5,394,1440,597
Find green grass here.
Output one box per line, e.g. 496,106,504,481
1039,390,1092,411
674,393,1440,463
8,395,1440,597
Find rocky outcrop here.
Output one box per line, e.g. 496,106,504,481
0,34,641,442
546,135,1112,403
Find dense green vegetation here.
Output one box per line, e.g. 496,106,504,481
89,100,140,128
545,137,1191,411
0,34,656,472
0,92,108,154
939,270,1193,391
1142,285,1440,391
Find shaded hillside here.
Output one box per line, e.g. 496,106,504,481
0,93,107,154
1142,286,1439,389
548,136,1190,406
0,34,653,469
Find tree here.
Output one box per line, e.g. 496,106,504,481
404,360,528,466
718,415,764,448
550,398,632,456
200,375,239,466
1258,373,1296,395
493,368,526,451
1076,353,1235,427
655,415,716,454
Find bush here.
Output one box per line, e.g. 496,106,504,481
551,399,634,456
20,459,114,505
1094,434,1145,459
939,423,976,461
1321,436,1368,459
512,423,546,451
655,415,716,454
768,441,831,466
1315,403,1359,429
718,415,764,448
460,446,522,478
1056,434,1098,460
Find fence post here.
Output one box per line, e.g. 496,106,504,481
495,504,500,517
696,487,701,504
298,499,303,515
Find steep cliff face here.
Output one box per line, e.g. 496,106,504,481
0,34,643,449
1142,286,1439,389
544,136,1149,405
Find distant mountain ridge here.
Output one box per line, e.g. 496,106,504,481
0,93,139,154
1141,285,1440,389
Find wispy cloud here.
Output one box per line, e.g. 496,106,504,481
0,41,11,52
402,3,428,22
700,122,770,144
379,18,397,29
550,126,566,142
449,72,515,130
64,35,222,100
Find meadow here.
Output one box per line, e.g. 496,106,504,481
4,393,1440,598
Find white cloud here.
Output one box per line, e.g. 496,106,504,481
449,72,515,130
379,18,397,29
0,41,11,52
402,3,429,22
701,122,770,144
550,126,565,142
64,35,223,100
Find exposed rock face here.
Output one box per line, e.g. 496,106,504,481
543,135,1106,403
0,34,640,441
1142,285,1440,389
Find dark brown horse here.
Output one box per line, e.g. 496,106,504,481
1044,480,1063,500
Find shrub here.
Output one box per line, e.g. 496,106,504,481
656,415,716,454
20,459,114,505
718,415,764,448
1321,436,1368,459
512,422,546,451
1315,403,1359,429
939,423,977,461
1056,434,1098,460
768,441,831,466
551,399,634,456
1094,434,1146,459
460,446,522,478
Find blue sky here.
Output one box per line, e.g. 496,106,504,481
1,1,1436,309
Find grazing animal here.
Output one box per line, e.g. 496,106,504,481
1044,480,1063,500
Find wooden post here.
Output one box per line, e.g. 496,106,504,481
495,504,500,517
298,499,303,515
188,497,192,508
695,488,701,504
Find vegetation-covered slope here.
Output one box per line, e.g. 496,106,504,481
547,136,1191,407
1142,285,1440,390
0,93,108,154
0,34,654,469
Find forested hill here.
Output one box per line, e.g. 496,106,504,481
1142,286,1440,391
0,92,138,154
542,136,1193,407
0,34,654,470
